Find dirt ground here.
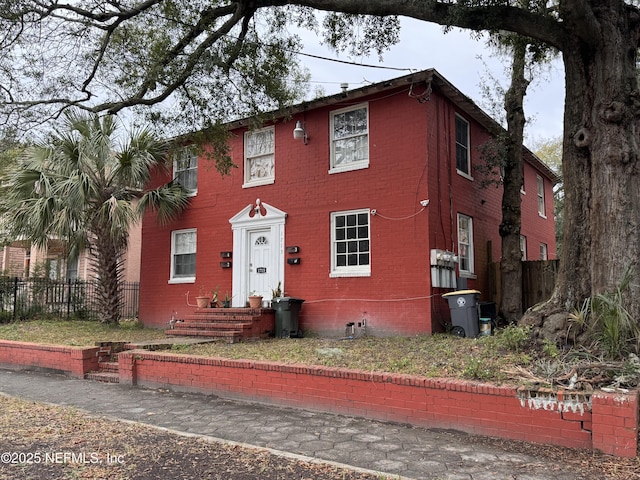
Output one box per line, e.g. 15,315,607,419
0,395,638,480
0,396,381,480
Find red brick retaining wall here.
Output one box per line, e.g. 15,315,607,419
0,340,99,378
0,340,636,458
118,350,639,458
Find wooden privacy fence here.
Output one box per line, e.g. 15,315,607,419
488,260,559,312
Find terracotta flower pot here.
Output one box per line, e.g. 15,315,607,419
248,295,263,309
195,296,211,308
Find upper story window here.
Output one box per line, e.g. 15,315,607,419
520,235,527,260
244,126,275,187
537,175,546,217
455,115,471,177
170,229,196,283
330,103,369,173
457,213,474,276
330,209,371,277
173,149,198,195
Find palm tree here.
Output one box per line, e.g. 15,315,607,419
0,111,190,324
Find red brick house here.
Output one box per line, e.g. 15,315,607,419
139,69,557,336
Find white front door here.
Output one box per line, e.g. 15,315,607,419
229,200,287,307
249,230,272,299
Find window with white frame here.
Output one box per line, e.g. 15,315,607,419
330,104,369,173
173,149,198,194
520,235,527,261
457,214,474,275
540,243,548,261
330,210,370,277
537,175,546,217
170,229,196,283
244,126,275,186
455,115,471,176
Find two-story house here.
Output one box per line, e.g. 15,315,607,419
139,69,557,337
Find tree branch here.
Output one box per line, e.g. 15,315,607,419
275,0,569,50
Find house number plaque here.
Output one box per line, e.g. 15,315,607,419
256,267,267,274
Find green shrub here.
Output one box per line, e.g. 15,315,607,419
462,357,493,380
542,339,560,358
496,324,532,353
568,266,640,360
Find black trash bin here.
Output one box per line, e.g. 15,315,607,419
271,297,304,338
442,290,481,338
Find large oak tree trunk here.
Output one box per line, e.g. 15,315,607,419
524,3,640,339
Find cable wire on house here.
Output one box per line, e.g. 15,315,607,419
370,206,427,221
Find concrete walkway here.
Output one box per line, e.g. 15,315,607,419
0,369,584,479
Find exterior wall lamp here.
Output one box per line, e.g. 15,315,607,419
293,120,308,145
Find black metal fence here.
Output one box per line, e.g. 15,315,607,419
0,277,139,322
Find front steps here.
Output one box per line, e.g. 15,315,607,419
85,342,127,383
84,311,274,384
165,307,275,343
85,361,119,383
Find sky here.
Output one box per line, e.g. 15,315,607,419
295,17,565,147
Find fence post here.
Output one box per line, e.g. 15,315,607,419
66,278,72,320
12,277,18,322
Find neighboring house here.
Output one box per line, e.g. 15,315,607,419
139,69,558,336
0,220,142,283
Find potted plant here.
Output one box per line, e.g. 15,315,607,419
248,291,263,309
271,281,282,299
210,286,220,307
195,286,211,308
222,292,232,308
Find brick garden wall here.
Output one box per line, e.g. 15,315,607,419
0,340,99,378
118,349,638,458
0,339,635,458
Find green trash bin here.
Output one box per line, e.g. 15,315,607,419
442,290,481,338
271,297,305,338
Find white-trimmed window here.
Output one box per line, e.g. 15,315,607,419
537,175,546,217
330,209,371,277
330,103,369,173
455,115,471,177
540,243,548,261
244,126,275,187
457,213,474,275
170,229,196,283
520,235,527,261
173,149,198,195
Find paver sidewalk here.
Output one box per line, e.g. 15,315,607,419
0,369,582,479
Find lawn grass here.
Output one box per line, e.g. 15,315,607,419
0,319,166,346
0,319,536,383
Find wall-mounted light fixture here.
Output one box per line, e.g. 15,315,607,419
220,251,232,258
287,258,301,265
293,121,308,145
286,246,300,254
220,261,232,268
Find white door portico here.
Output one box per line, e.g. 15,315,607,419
229,199,286,307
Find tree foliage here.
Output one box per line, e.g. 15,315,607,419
0,112,191,323
0,2,311,135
